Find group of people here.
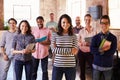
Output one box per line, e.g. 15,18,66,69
0,12,117,80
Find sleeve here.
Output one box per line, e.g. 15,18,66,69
104,36,117,56
46,22,49,28
12,35,17,49
90,35,100,55
48,29,52,41
51,33,56,49
73,35,78,48
31,35,36,43
0,32,6,47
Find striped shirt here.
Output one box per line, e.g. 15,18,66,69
51,33,78,67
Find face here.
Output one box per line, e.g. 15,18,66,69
20,22,28,34
8,20,16,29
61,18,70,32
50,14,54,21
36,19,44,28
84,16,91,26
100,19,110,33
75,17,80,26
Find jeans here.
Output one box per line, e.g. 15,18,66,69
93,69,112,80
1,58,16,80
52,66,76,80
31,56,48,80
78,49,93,80
15,60,32,80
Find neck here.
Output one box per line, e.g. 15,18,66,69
102,31,109,34
85,26,91,32
9,29,16,33
63,30,68,34
76,25,81,28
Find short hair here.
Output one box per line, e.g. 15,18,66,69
84,14,91,19
100,15,110,25
50,13,54,15
8,18,17,24
36,16,44,21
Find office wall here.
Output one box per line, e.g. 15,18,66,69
0,0,4,30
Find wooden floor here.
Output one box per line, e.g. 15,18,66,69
0,55,91,80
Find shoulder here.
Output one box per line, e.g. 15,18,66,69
32,27,39,31
109,32,117,39
78,27,85,34
92,33,101,39
2,30,9,35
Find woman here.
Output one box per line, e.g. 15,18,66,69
51,14,78,80
12,20,35,80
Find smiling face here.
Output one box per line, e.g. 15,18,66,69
8,20,17,30
75,17,80,26
84,16,92,26
100,19,110,34
61,18,70,33
20,22,28,34
36,19,44,29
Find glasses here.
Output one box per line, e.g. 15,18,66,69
100,22,109,25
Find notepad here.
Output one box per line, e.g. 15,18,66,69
84,37,92,43
26,43,35,50
35,36,47,42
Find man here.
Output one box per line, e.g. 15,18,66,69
46,12,58,32
46,13,58,58
90,15,117,80
31,16,51,80
78,14,97,80
0,18,17,80
73,16,83,34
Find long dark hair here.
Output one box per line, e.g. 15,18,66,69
18,20,32,35
57,14,73,36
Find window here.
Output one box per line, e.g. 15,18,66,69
109,0,120,29
66,0,86,26
4,0,40,26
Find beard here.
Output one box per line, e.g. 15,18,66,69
38,24,43,28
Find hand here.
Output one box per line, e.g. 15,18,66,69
72,48,78,55
22,49,30,54
102,45,111,51
3,54,9,61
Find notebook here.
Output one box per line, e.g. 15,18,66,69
35,36,47,42
84,37,92,43
26,43,35,50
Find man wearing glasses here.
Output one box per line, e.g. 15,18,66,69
90,15,117,80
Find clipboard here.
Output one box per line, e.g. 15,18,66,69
84,37,92,43
26,43,35,50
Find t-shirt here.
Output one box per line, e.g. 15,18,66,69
0,31,17,58
51,33,78,67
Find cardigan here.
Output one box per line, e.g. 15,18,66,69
90,32,117,68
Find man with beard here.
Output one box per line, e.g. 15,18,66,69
31,16,51,80
73,16,83,34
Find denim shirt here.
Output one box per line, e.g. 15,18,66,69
12,33,35,61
